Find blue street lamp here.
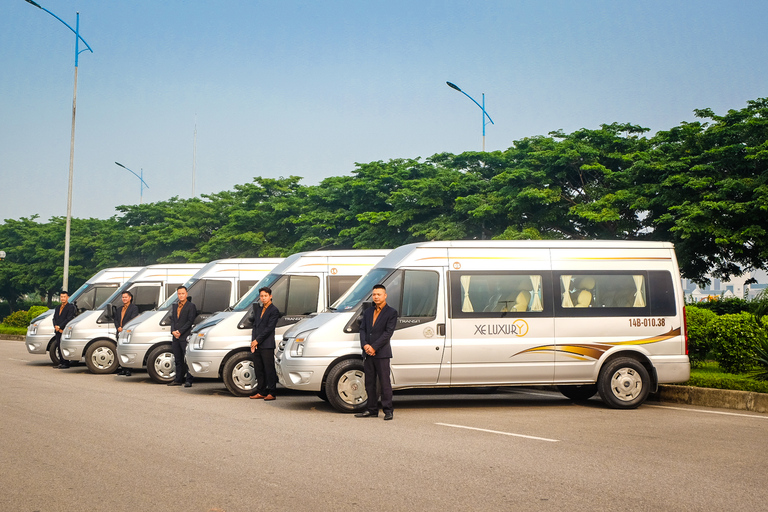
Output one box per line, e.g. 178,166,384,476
115,162,150,204
24,0,93,291
446,81,495,152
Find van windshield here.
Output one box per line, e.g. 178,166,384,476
331,268,393,311
232,273,282,311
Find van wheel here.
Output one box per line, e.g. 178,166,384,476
598,357,650,409
85,340,118,374
557,384,598,402
147,344,175,384
325,359,367,413
223,352,258,397
49,338,60,366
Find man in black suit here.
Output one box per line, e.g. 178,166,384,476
249,286,281,401
355,284,398,420
115,291,140,376
168,285,197,387
52,290,77,369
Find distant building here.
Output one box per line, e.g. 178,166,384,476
682,269,768,302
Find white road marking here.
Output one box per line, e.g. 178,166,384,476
8,358,30,362
646,404,768,419
436,422,559,442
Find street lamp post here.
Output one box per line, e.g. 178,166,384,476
446,81,495,152
24,0,93,291
114,162,150,204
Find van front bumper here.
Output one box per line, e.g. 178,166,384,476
186,348,227,378
275,353,329,392
26,330,53,354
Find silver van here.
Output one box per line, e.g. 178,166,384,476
60,264,204,374
186,250,390,396
276,241,691,411
25,267,142,365
117,258,283,383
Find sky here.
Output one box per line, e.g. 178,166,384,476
1,0,767,223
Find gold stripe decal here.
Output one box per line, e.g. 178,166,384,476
512,327,681,360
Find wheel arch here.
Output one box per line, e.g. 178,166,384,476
142,340,173,366
219,348,252,378
320,354,364,394
598,349,658,392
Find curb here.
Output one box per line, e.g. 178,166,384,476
1,335,25,341
652,384,768,414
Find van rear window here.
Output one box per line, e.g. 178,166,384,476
560,274,646,309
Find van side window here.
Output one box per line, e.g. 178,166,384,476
200,280,231,314
327,275,361,305
238,281,259,300
401,271,439,318
284,275,320,316
450,273,548,317
131,285,161,313
560,274,645,309
649,271,676,316
94,285,118,309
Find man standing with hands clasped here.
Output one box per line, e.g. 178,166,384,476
356,284,398,420
168,285,197,388
52,290,76,369
249,286,281,401
115,291,140,376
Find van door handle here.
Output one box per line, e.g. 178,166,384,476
437,323,445,336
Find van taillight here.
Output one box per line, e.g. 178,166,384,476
682,306,689,355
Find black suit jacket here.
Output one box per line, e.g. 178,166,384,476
251,303,281,350
114,303,139,330
359,303,398,359
52,302,76,332
170,300,197,341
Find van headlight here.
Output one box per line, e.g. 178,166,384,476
64,326,73,339
121,330,132,344
290,329,315,357
28,323,38,335
193,330,207,350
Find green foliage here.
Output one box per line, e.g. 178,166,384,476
752,337,768,381
2,310,31,328
27,306,50,323
2,96,768,296
684,306,717,367
687,361,768,393
693,297,751,315
709,312,767,373
0,325,27,336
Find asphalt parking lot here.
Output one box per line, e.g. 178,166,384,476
2,338,768,512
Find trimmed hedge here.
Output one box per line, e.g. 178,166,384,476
709,312,767,374
1,310,30,328
685,306,718,368
692,297,751,315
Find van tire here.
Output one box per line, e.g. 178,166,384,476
147,344,175,383
49,337,60,366
557,384,598,402
598,357,650,409
223,352,258,397
325,359,367,413
85,340,118,374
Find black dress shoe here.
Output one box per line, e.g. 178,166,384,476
355,411,378,418
56,364,70,369
123,369,132,377
167,381,182,386
384,412,394,421
183,382,192,388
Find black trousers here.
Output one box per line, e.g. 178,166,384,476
53,332,68,366
251,348,277,395
364,357,393,414
171,336,193,384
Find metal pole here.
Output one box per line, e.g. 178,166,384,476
62,12,81,291
482,93,486,153
140,168,144,204
446,81,494,152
